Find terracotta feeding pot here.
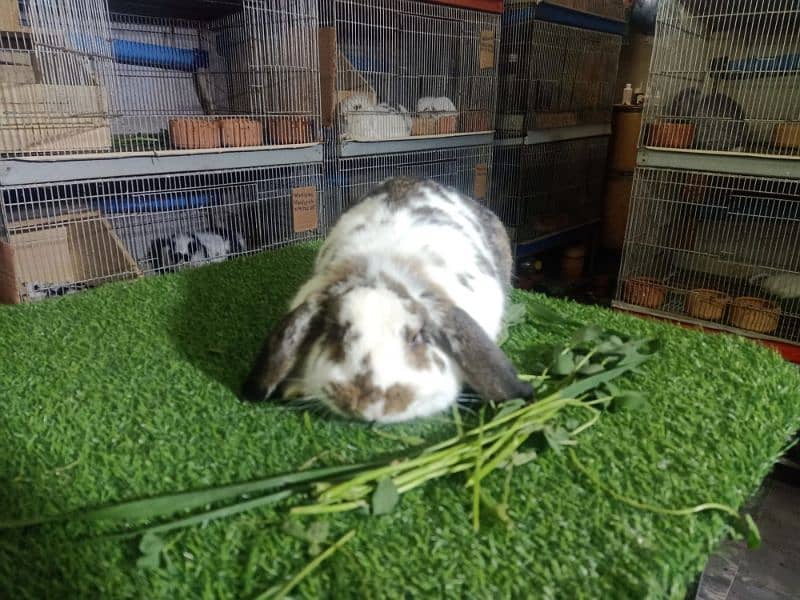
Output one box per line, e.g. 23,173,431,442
561,245,585,282
685,288,730,321
219,118,263,147
648,121,695,148
729,296,780,334
772,122,800,150
460,110,490,133
266,116,313,145
411,114,458,136
169,118,220,149
623,276,667,309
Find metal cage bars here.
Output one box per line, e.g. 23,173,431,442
0,162,324,301
641,0,800,157
491,136,609,242
333,0,500,142
0,0,321,156
617,166,800,343
496,9,622,136
336,144,494,209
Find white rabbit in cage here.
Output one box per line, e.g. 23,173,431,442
416,96,457,115
750,272,800,300
338,93,412,140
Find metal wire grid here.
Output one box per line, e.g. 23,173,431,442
1,0,321,157
617,166,800,343
491,136,609,242
496,16,622,136
0,163,324,301
336,145,494,209
1,0,117,155
333,0,499,141
641,0,800,156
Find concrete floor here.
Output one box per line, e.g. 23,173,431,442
694,465,800,600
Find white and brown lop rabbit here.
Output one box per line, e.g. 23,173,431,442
241,177,534,423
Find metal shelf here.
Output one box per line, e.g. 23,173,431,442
494,136,526,147
493,124,611,149
338,132,495,157
637,147,800,180
515,220,599,259
525,123,611,145
0,144,324,186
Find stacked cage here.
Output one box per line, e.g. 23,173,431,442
492,0,624,258
333,0,499,141
496,1,623,137
326,0,501,208
0,0,324,303
338,145,493,209
493,136,609,244
616,0,800,348
1,0,321,156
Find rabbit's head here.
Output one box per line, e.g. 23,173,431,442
242,260,532,423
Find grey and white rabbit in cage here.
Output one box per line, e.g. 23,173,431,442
694,92,749,151
149,226,247,272
241,176,533,423
338,93,412,139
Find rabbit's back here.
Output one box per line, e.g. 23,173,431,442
308,177,511,340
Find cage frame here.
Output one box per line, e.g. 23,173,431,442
0,159,325,303
639,0,800,158
495,1,624,138
491,135,610,248
615,164,800,346
0,0,323,158
335,143,494,211
328,0,501,149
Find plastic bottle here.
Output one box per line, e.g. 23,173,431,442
622,83,633,105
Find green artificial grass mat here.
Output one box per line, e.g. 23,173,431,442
1,243,800,600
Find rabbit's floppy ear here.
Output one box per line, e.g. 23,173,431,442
437,304,534,403
241,301,319,402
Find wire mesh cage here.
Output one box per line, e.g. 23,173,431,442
491,136,609,243
0,162,324,302
332,0,500,142
336,145,493,209
641,0,800,156
1,0,117,155
496,13,622,136
0,0,321,156
617,166,800,343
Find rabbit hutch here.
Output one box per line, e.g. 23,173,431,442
491,0,624,264
0,0,325,304
0,161,324,301
615,0,800,357
0,0,321,156
335,144,493,210
327,0,501,145
492,135,609,246
495,0,624,138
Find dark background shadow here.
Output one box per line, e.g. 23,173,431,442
166,246,318,395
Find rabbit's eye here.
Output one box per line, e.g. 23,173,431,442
410,330,426,347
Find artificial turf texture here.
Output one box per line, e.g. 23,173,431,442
1,243,799,600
